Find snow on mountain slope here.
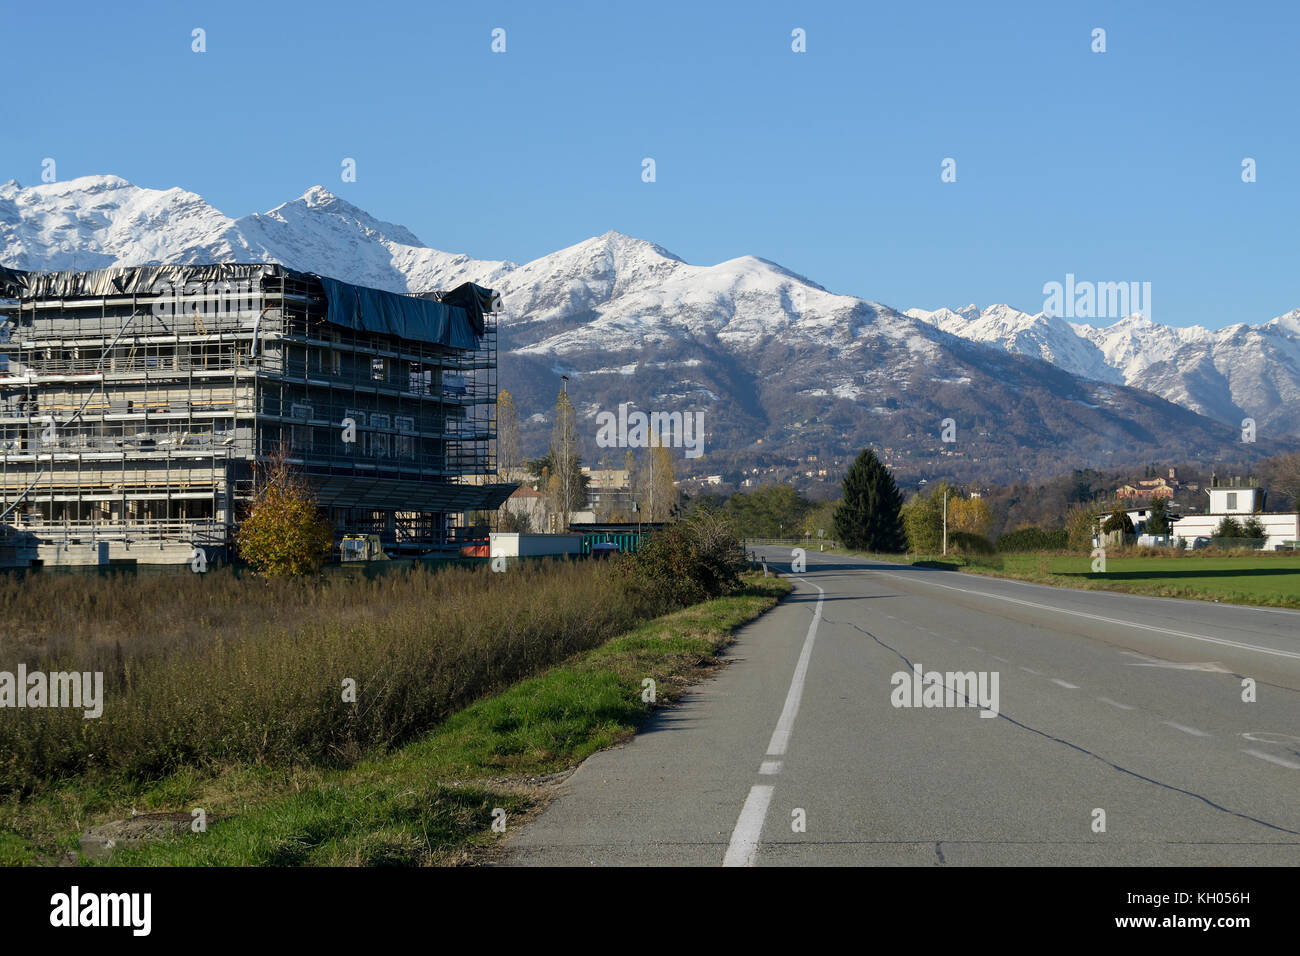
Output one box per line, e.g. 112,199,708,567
232,186,514,293
1,174,1296,476
909,302,1300,436
0,175,510,293
907,303,1123,384
499,233,895,357
1071,314,1215,378
1070,314,1300,435
0,175,250,269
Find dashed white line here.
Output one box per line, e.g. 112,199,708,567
722,785,774,866
1164,721,1211,737
875,571,1300,661
758,760,782,775
1097,697,1135,710
1049,679,1079,689
1244,749,1300,770
1019,666,1041,675
723,581,824,867
992,655,1009,663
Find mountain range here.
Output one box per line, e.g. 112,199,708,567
2,175,1295,487
905,304,1300,441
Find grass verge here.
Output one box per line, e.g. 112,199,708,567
0,573,790,867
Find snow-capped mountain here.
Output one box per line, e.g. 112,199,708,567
909,303,1300,439
2,175,1294,483
0,175,513,292
905,304,1124,385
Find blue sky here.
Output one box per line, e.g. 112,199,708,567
2,0,1296,328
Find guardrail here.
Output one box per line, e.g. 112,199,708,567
744,537,839,548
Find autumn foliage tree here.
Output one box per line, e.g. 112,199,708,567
236,450,334,577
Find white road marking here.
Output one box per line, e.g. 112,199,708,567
765,584,825,757
723,581,824,867
1019,666,1042,674
970,646,984,652
758,760,782,775
1049,679,1079,689
1121,651,1231,673
876,571,1300,661
992,655,1009,663
1244,749,1300,770
723,785,774,866
848,555,1300,618
1097,696,1135,710
1242,732,1300,746
1164,721,1211,737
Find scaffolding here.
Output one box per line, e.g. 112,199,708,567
0,263,515,565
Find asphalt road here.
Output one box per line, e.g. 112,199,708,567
503,550,1300,865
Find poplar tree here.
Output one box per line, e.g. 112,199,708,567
496,389,521,478
549,390,579,529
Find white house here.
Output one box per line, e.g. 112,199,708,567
1206,484,1266,515
1170,479,1299,550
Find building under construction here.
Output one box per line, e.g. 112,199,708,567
0,263,515,566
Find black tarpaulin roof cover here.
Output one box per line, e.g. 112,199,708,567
0,262,495,349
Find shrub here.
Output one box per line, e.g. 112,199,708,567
616,511,748,607
948,531,995,555
1241,515,1267,543
1101,508,1135,534
996,527,1068,552
1064,502,1098,551
1212,516,1244,542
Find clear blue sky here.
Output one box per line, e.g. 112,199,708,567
2,0,1296,328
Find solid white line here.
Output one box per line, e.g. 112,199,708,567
1097,696,1135,710
1164,721,1211,737
876,572,1300,661
1244,749,1300,770
722,785,775,866
758,760,782,775
1049,678,1079,689
765,584,825,757
722,581,824,867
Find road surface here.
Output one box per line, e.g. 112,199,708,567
503,550,1300,865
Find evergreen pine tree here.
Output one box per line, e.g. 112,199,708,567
1146,497,1171,535
834,448,905,552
